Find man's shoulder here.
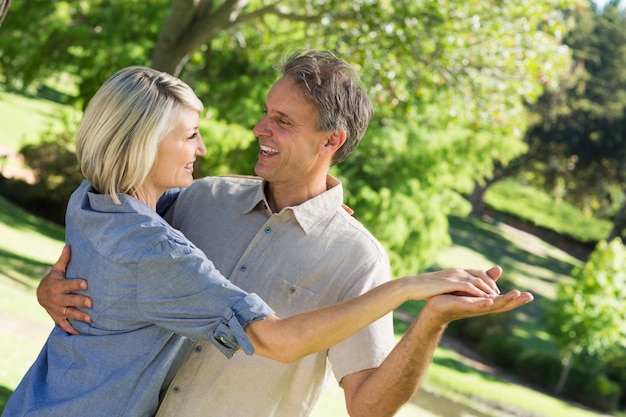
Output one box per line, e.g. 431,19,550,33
182,175,262,199
189,175,262,192
327,209,389,259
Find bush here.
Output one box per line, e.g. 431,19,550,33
605,349,626,409
0,122,82,225
514,350,561,388
446,312,512,346
477,333,524,368
580,374,622,413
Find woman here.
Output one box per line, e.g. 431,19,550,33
3,67,499,417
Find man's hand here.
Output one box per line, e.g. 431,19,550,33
423,288,534,326
37,246,93,335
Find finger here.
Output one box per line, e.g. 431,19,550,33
64,306,93,323
499,291,534,311
465,268,500,295
56,277,89,293
475,290,534,314
486,266,502,281
429,290,533,322
60,293,93,309
52,314,80,335
53,245,72,274
460,273,496,297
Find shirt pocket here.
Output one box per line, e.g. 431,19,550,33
263,274,326,317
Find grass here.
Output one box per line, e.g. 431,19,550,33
0,89,71,152
0,195,64,411
424,348,605,417
0,88,77,177
486,178,613,243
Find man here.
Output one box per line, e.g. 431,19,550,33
39,50,532,417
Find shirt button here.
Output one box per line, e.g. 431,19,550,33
289,287,297,294
172,386,180,393
195,345,203,353
265,227,272,234
239,265,247,271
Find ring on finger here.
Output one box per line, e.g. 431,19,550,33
466,275,472,283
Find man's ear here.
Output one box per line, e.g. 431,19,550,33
324,129,347,153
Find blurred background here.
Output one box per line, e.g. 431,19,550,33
0,1,624,416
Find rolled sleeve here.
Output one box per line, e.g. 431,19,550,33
211,293,272,358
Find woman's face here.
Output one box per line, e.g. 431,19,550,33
143,108,205,203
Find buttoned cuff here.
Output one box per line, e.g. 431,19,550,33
211,293,274,359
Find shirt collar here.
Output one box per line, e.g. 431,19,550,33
243,175,345,234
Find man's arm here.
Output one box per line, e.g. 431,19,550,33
37,246,93,334
340,267,533,417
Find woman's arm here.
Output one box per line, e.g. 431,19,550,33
245,268,502,363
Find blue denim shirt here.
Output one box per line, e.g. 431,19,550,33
3,181,274,417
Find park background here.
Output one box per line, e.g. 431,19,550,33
0,0,625,416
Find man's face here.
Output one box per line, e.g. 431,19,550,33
252,76,331,186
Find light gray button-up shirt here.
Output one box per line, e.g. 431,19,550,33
157,175,394,417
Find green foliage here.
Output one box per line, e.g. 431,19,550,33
544,239,626,395
341,122,477,275
547,238,626,357
515,350,563,386
581,374,622,412
19,115,82,199
194,117,258,177
0,0,166,106
512,1,626,220
0,0,581,275
476,331,524,368
485,178,613,242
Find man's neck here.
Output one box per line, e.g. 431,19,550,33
265,175,330,213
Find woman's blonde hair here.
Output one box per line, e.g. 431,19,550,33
76,66,203,203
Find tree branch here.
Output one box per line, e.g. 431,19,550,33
0,0,12,27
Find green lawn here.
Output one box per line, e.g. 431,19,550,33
486,178,614,243
0,89,71,151
0,195,64,410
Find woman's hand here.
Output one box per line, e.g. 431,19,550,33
403,266,502,301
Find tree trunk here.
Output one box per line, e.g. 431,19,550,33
469,180,488,217
0,0,12,27
555,350,574,395
469,154,531,217
150,0,253,75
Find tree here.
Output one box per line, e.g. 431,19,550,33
545,238,626,394
469,1,626,242
0,0,578,274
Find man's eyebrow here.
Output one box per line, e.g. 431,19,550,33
270,109,295,122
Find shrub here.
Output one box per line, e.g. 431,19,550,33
477,333,524,368
514,350,561,388
580,374,622,413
